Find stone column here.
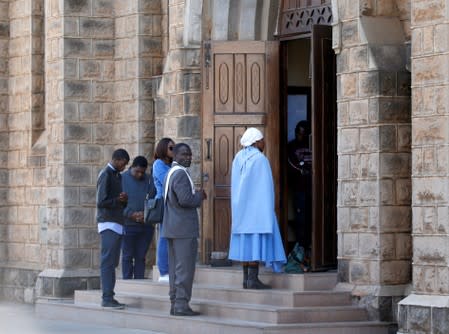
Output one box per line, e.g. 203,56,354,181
36,0,116,298
113,0,164,268
114,0,163,157
1,0,47,302
398,0,449,333
0,0,8,265
335,1,412,321
152,0,201,270
36,0,164,298
155,0,201,178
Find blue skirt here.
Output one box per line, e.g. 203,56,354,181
228,223,287,273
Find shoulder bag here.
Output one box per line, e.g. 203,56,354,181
144,175,163,225
144,195,164,225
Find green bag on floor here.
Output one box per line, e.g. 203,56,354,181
284,243,310,273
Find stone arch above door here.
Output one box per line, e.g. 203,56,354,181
207,0,279,41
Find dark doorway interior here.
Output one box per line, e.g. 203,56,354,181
280,28,337,271
283,39,312,255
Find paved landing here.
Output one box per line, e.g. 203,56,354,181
0,302,166,334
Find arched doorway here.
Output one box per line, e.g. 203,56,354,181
200,0,337,271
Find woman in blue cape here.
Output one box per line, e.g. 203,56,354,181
229,128,286,289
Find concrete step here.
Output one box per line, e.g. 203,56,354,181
36,299,396,334
116,280,353,307
75,289,368,324
36,266,396,334
191,265,338,290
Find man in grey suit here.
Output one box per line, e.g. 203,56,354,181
161,143,207,316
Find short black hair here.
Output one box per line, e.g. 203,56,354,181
131,155,148,168
173,143,190,155
295,120,310,135
112,148,130,162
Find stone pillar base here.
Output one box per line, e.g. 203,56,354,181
336,282,409,322
35,269,100,299
398,294,449,333
0,265,40,303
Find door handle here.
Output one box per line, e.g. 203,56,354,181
205,138,212,160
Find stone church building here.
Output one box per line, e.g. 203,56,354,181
0,0,447,331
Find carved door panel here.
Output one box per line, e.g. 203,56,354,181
201,41,280,262
311,25,337,270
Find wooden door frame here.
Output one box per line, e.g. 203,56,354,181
280,42,288,248
201,40,213,263
310,25,337,270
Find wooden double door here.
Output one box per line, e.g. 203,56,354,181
201,26,337,271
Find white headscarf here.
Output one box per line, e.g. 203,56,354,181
240,128,264,147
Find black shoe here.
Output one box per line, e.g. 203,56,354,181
170,303,174,315
173,306,200,316
246,278,272,289
102,299,125,309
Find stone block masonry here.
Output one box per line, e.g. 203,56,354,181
397,0,449,332
335,0,412,322
0,0,166,301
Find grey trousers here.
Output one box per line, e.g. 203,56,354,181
167,238,198,308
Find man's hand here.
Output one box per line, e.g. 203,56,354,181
118,192,128,203
131,211,144,223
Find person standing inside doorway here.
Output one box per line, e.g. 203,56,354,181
152,137,175,282
229,128,287,289
121,156,154,279
287,120,312,250
161,143,207,316
96,148,130,309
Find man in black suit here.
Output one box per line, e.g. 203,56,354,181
161,143,206,316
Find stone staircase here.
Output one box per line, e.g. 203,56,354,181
35,266,397,334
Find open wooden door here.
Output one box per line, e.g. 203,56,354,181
311,25,337,270
201,41,280,262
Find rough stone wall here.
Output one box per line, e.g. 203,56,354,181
0,0,165,302
395,0,412,41
114,1,164,157
154,0,202,181
0,0,10,295
0,0,46,302
36,0,165,299
0,0,9,264
335,0,412,321
39,0,120,298
398,0,449,332
358,0,411,41
31,0,45,145
21,0,164,300
113,0,165,272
